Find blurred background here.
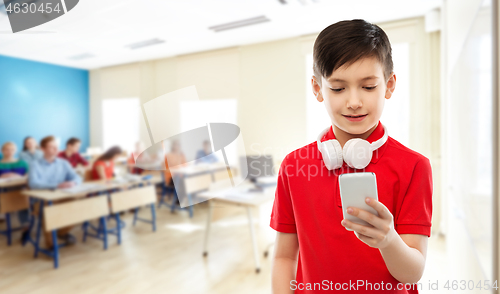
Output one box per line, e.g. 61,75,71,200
0,0,499,293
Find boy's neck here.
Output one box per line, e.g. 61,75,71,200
43,155,56,163
333,122,379,148
0,157,15,163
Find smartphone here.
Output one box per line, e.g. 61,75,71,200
338,172,379,231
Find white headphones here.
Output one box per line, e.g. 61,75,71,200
316,124,388,170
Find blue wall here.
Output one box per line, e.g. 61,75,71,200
0,55,89,156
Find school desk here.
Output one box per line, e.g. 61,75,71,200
197,179,276,273
0,176,29,245
21,175,163,268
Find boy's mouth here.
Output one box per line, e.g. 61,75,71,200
342,114,368,122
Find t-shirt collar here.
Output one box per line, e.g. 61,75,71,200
320,121,388,164
41,157,58,165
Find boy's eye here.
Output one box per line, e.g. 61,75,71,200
364,86,377,90
330,88,344,92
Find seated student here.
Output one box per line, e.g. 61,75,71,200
0,142,30,241
163,140,188,206
90,146,123,180
195,140,218,165
127,141,145,175
19,136,43,165
29,136,82,248
58,137,88,168
163,140,187,186
0,142,29,178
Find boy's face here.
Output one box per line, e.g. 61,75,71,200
312,56,396,136
42,140,59,158
68,142,81,153
2,144,16,158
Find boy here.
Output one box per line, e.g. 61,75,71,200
58,137,89,168
270,19,432,293
195,140,219,164
29,136,82,190
29,136,82,248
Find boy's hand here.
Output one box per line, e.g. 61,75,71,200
57,181,75,189
340,197,397,249
0,172,21,179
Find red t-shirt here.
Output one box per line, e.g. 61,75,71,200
91,160,114,180
270,121,432,293
58,151,89,168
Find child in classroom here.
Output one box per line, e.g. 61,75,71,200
0,141,30,241
0,142,29,178
18,136,43,165
90,146,123,180
270,19,432,294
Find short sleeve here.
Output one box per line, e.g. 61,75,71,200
15,160,29,175
395,157,433,237
20,160,29,172
270,156,297,233
94,161,106,168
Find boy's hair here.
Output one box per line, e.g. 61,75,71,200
66,137,81,147
1,141,15,150
40,136,55,148
313,19,393,84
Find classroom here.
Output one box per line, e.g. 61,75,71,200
0,1,499,294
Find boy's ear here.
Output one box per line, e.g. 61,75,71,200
385,72,396,99
312,75,323,102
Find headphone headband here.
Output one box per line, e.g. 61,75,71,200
316,126,331,150
370,124,388,151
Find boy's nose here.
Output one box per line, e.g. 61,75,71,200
346,94,362,109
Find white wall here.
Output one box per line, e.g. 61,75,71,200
90,41,308,171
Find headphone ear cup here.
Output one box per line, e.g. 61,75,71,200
342,138,372,169
342,139,355,168
320,140,343,170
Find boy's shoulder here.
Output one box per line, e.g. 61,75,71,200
385,136,431,165
281,140,322,165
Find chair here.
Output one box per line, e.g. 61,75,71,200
43,196,109,269
158,171,174,208
0,190,29,245
83,169,93,182
158,167,231,217
109,185,157,244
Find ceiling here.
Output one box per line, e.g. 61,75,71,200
0,0,442,69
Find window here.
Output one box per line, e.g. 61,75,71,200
475,34,492,194
102,98,140,153
179,99,238,164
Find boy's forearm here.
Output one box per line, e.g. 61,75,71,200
272,257,297,294
379,235,425,284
